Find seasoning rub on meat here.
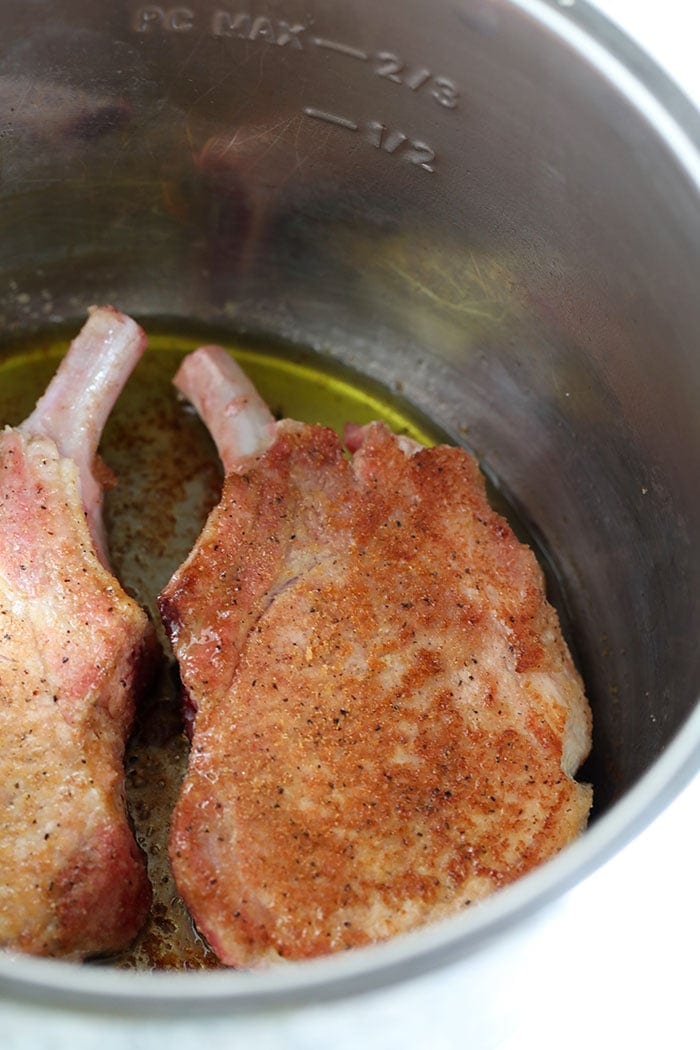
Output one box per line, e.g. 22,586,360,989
160,346,593,968
0,307,155,959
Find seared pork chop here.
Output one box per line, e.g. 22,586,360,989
160,347,592,967
0,307,155,958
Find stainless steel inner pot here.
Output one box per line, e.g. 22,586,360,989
1,0,699,1018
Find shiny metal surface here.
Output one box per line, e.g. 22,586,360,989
0,0,699,1021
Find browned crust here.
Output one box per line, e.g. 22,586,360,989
161,423,592,965
0,429,155,958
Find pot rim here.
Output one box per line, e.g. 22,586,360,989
1,0,699,1013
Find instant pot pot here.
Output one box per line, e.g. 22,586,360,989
1,0,699,1046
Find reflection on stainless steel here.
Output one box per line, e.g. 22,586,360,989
0,0,698,1029
0,75,130,143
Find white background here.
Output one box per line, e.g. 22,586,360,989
596,0,700,107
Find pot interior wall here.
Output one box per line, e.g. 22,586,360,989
1,1,699,827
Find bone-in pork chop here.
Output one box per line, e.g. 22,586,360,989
0,307,155,958
160,347,592,967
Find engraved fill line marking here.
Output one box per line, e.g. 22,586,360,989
303,107,359,131
312,37,368,61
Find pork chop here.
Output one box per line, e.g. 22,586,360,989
160,346,592,967
0,306,156,959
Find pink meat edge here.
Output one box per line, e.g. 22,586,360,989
173,345,276,474
19,305,147,567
